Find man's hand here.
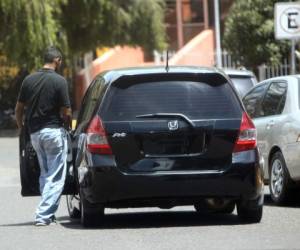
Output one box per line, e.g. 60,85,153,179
60,107,72,130
15,102,25,132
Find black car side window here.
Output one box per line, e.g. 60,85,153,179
261,81,287,117
80,77,105,124
76,80,95,126
242,83,269,118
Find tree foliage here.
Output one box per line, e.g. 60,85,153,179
0,0,167,70
60,0,166,54
0,0,62,69
223,0,292,68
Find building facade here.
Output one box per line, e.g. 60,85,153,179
165,0,234,50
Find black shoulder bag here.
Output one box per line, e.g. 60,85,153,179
20,73,47,195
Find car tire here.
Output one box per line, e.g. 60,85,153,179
66,195,81,219
237,202,263,223
269,152,291,205
80,190,104,228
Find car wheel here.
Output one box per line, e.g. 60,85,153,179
237,202,263,223
80,191,104,228
66,194,81,219
269,152,291,205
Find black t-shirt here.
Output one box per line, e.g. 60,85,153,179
18,68,71,133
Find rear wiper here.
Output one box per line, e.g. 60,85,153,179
136,113,195,128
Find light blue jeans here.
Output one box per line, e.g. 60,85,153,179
30,127,67,224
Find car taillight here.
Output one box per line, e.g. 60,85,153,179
233,112,257,153
86,115,112,155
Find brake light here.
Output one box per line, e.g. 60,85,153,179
86,115,112,155
233,112,257,152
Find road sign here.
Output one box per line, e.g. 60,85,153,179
275,2,300,40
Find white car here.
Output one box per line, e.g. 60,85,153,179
243,75,300,205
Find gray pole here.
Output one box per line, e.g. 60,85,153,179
214,0,222,67
291,39,296,74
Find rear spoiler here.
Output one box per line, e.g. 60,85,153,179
110,73,229,89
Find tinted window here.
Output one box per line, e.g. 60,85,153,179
230,77,256,98
261,81,287,117
78,77,105,124
243,83,269,118
101,80,242,121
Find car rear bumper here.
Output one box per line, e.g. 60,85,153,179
80,151,264,206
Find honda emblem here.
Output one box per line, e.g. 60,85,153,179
168,120,179,131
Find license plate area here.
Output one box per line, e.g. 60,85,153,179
142,133,206,156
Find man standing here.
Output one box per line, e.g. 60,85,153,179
15,46,72,226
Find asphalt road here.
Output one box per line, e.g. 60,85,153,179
0,137,300,250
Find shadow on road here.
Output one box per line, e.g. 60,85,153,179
6,193,300,229
0,221,34,227
59,210,245,230
264,194,300,208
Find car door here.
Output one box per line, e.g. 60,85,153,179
72,77,107,168
101,74,243,175
258,81,288,178
19,120,76,197
243,82,269,166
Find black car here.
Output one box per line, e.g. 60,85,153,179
20,66,264,227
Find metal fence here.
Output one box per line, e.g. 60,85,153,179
258,60,290,81
153,50,176,65
220,50,240,69
156,49,292,82
220,51,292,81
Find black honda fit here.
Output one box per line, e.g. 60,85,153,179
19,66,264,227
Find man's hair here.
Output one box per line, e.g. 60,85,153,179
43,46,62,64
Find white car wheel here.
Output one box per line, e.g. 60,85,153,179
269,152,291,205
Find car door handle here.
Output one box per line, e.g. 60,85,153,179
266,120,275,129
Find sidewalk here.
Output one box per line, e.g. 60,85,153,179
0,137,20,187
0,129,18,137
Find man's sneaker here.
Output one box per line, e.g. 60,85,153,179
35,216,58,226
35,221,48,227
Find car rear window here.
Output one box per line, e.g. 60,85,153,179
230,77,256,98
101,80,242,121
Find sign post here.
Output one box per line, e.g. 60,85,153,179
275,2,300,74
214,0,222,68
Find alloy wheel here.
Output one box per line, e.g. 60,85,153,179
66,194,81,218
270,159,284,199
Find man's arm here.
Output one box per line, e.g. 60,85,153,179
60,107,72,130
15,102,25,130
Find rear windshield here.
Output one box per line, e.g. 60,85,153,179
101,80,242,121
230,77,256,98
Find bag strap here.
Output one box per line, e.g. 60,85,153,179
25,73,47,123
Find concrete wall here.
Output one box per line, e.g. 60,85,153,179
169,29,215,67
74,30,215,110
74,46,144,109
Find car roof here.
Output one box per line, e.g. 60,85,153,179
98,66,225,84
222,68,255,78
244,74,300,96
259,74,300,83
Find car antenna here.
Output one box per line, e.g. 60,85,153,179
165,50,169,72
